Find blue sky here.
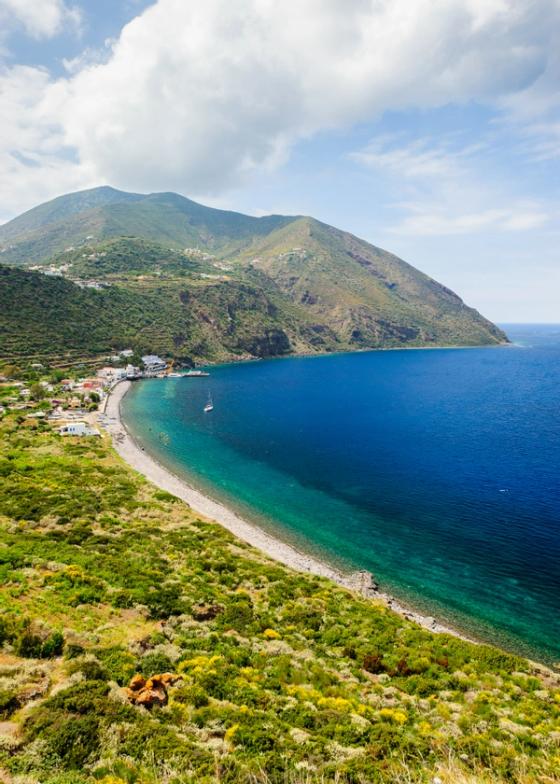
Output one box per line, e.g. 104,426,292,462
0,0,559,322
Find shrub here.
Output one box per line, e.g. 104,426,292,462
13,625,65,659
14,628,43,658
24,688,106,769
41,631,65,658
154,490,179,503
0,688,18,718
173,684,209,708
220,596,254,631
64,643,85,659
363,653,385,674
45,714,101,768
45,680,110,714
111,590,135,609
138,651,174,676
234,723,276,752
95,647,136,685
145,583,186,619
67,658,108,682
395,657,412,676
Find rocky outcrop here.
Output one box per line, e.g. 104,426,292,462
125,673,179,709
343,570,379,597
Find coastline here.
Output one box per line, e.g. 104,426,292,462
103,380,471,641
202,338,513,369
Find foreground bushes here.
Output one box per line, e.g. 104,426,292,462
0,412,559,783
0,616,64,659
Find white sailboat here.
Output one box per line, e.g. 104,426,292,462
203,393,214,413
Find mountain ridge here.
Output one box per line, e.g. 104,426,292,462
0,187,508,361
0,187,299,265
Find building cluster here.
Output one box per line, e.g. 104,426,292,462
29,255,111,289
0,350,171,439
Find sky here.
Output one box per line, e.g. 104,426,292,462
0,0,559,322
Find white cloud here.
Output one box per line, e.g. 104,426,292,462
0,0,81,39
389,202,551,236
348,128,557,238
519,119,560,161
0,65,94,222
45,0,560,194
1,0,560,214
350,136,484,178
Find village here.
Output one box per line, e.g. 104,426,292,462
0,350,185,439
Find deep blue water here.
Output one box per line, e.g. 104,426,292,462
122,325,560,662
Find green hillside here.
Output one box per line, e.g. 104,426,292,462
0,264,330,363
236,217,506,347
0,406,559,784
0,186,141,243
0,188,295,266
0,187,508,361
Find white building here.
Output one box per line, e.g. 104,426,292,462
125,364,141,379
141,355,167,374
59,422,100,437
120,349,134,358
97,367,126,383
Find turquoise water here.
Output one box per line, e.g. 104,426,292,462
122,325,560,662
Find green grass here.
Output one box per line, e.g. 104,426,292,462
0,411,559,783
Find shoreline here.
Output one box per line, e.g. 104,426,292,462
101,381,479,644
103,380,472,641
202,339,513,369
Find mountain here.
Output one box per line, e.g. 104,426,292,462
0,186,142,247
0,187,295,266
0,187,507,362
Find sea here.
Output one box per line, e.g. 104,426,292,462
121,325,560,663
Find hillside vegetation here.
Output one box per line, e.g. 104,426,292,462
0,188,507,362
0,264,314,363
0,409,559,784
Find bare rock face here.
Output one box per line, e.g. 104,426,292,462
125,673,179,709
128,673,146,692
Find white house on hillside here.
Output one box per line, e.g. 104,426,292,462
59,422,100,437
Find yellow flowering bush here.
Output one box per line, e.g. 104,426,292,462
378,708,408,724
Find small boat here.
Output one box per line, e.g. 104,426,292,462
184,369,210,377
167,372,182,378
203,394,214,413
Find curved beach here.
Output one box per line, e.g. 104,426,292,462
103,380,468,640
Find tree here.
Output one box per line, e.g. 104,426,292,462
1,364,20,379
29,383,46,401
